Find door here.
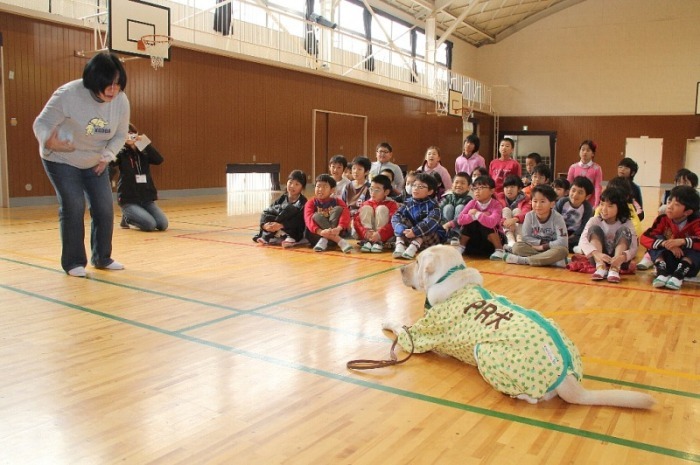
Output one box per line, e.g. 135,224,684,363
684,139,700,176
312,110,367,181
625,137,662,187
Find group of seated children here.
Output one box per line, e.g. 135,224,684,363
253,144,700,290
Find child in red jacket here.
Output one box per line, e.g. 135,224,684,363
354,174,399,253
640,186,700,290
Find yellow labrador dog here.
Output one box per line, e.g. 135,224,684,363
382,245,655,408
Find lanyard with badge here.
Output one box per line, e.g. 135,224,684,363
130,151,147,184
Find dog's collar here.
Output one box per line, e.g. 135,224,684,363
424,264,466,310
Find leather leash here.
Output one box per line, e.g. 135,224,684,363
346,326,414,370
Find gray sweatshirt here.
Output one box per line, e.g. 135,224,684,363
521,209,569,249
33,79,130,169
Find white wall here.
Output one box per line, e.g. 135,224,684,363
474,0,700,116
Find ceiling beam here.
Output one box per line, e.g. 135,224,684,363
436,0,479,46
493,0,585,43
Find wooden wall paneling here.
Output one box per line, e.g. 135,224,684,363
314,111,328,178
499,115,699,184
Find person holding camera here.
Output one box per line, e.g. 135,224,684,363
111,123,168,232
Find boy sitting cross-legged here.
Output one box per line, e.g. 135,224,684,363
391,172,446,260
354,174,399,253
440,171,473,246
503,184,569,267
556,176,594,253
641,185,700,290
304,174,353,253
253,169,308,248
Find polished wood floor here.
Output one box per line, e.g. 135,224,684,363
1,191,698,464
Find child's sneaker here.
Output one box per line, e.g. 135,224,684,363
607,268,621,283
371,242,384,253
338,239,353,254
314,238,328,252
652,275,670,288
554,257,570,268
256,236,268,245
360,241,373,253
489,249,505,260
503,252,521,265
120,217,130,229
665,276,683,290
637,253,653,270
402,244,418,260
281,237,300,248
449,237,460,247
393,242,406,258
591,265,608,281
268,236,283,245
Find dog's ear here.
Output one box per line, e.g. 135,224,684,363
418,253,437,289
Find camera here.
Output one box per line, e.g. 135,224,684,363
128,133,137,141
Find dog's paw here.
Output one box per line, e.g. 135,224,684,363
382,321,402,335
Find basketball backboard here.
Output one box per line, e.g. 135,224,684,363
109,0,171,61
448,89,462,117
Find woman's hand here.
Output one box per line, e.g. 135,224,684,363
93,160,109,176
46,129,75,152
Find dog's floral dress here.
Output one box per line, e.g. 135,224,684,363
397,285,583,399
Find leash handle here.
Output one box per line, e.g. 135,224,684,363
346,326,414,370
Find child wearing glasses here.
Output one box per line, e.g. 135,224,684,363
354,174,399,253
369,142,404,194
456,175,507,260
304,174,352,253
391,172,446,259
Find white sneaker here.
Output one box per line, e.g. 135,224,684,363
102,260,124,270
360,241,373,253
338,239,353,253
652,275,669,288
665,276,683,290
371,242,384,253
393,242,406,258
449,237,460,247
281,237,297,248
637,253,653,270
67,266,87,277
402,244,418,259
489,249,505,260
503,253,520,264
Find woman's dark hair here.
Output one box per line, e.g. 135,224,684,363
464,134,480,152
599,187,631,223
83,52,127,94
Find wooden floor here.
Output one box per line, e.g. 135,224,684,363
1,191,698,464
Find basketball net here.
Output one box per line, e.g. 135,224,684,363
138,35,172,70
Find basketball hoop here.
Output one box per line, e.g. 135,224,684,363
138,34,173,70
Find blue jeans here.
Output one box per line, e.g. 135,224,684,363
121,201,168,231
42,159,116,271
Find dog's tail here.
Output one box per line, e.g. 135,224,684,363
555,375,656,409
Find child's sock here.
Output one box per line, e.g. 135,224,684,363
672,261,692,279
654,260,668,276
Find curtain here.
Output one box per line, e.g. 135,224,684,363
410,29,417,83
363,7,374,72
304,0,318,57
213,0,232,36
